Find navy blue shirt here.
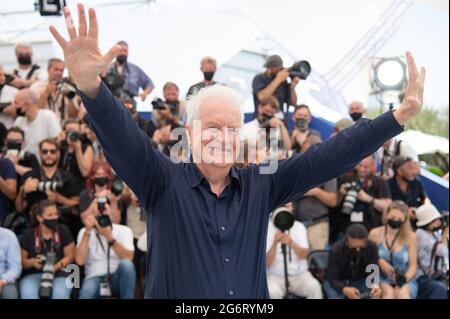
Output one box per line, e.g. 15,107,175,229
0,158,16,221
80,82,403,299
252,73,290,115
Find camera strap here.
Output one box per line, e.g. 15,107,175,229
34,225,61,255
384,226,401,266
95,231,112,281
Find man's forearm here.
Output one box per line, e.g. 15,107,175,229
289,86,298,106
257,79,283,101
291,241,308,259
315,189,338,208
266,242,277,267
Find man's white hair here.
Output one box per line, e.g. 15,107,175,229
186,84,244,128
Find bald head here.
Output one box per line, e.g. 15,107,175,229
14,89,38,115
348,101,366,122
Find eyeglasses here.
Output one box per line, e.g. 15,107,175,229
41,149,57,155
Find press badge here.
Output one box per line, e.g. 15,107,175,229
350,211,364,223
100,280,112,298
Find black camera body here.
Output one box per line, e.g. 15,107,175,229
56,80,77,100
67,130,80,142
341,181,362,215
359,291,372,299
111,179,124,197
96,196,112,228
441,211,449,229
394,269,407,287
151,97,167,110
39,252,57,299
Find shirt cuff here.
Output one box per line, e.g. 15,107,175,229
77,81,111,116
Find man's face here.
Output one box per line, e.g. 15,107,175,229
163,86,179,102
268,66,283,77
356,156,374,180
16,46,32,60
398,161,416,181
0,68,5,85
346,237,367,252
118,44,128,57
293,108,311,122
187,97,241,168
200,62,216,73
387,208,406,224
14,93,32,114
48,62,65,82
40,142,59,167
349,101,365,115
259,103,277,117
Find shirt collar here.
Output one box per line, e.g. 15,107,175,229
186,161,241,189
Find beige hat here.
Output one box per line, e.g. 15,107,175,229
415,204,442,227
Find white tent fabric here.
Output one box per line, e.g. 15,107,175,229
398,130,449,154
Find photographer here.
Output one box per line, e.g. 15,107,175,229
81,115,105,162
266,206,322,299
58,119,94,192
378,138,418,181
3,127,40,185
337,155,392,233
241,96,291,152
294,135,337,251
252,55,299,119
369,201,418,299
415,204,448,299
104,41,154,101
79,161,122,225
0,226,22,299
9,43,43,90
152,82,185,128
19,200,75,299
15,139,80,225
325,224,383,299
0,157,17,223
123,98,155,139
30,58,79,121
0,65,19,128
76,186,135,299
12,89,61,158
290,104,321,153
186,57,218,99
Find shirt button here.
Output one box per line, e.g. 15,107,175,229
220,226,226,231
225,257,230,263
228,290,234,296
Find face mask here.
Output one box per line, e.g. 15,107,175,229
43,218,58,231
295,118,309,131
6,141,22,151
431,226,442,232
203,71,214,81
388,219,404,229
350,112,363,122
116,55,127,65
17,54,32,66
258,113,273,124
16,108,26,117
93,176,110,187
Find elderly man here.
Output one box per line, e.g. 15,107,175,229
50,4,425,299
348,101,367,122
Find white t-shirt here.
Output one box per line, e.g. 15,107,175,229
0,85,19,128
13,109,61,158
77,224,135,279
266,220,309,277
14,66,46,82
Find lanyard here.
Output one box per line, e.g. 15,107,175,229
384,226,401,265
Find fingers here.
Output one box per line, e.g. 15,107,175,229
404,52,418,98
418,67,426,104
77,3,88,36
64,7,78,39
88,7,98,38
102,44,121,67
49,25,67,49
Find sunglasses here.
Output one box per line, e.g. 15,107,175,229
41,149,57,155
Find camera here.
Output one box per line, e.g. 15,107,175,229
38,252,57,299
341,182,361,215
96,196,112,228
56,80,77,100
257,113,274,130
151,97,167,110
4,73,15,85
272,207,295,232
441,211,449,229
38,181,64,192
67,129,80,142
111,179,124,197
394,269,407,287
359,291,372,299
288,60,311,80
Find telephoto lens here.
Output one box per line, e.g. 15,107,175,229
39,252,57,299
37,181,64,192
96,196,112,227
341,182,360,215
111,179,124,196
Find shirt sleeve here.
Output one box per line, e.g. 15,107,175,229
376,177,392,199
77,228,86,246
0,158,16,180
59,224,75,248
252,74,268,94
0,231,22,284
327,244,345,292
268,111,403,210
137,66,154,90
45,111,62,138
79,82,174,209
117,225,135,251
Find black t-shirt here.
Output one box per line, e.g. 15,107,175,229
338,174,391,231
16,152,40,188
137,116,156,139
388,176,426,208
22,168,80,215
20,224,74,277
252,73,290,115
186,81,217,99
59,141,91,192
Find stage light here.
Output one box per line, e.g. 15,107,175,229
373,57,407,91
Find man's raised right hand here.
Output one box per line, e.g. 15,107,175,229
49,3,120,98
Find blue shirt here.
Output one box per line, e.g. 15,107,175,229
109,62,154,98
0,158,16,221
80,82,403,299
0,227,22,284
252,73,290,115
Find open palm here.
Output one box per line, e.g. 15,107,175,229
49,4,119,96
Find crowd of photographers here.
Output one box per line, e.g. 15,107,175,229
0,43,448,299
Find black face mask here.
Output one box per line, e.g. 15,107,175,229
295,118,309,131
6,141,22,151
16,108,26,117
350,112,363,122
258,113,273,124
43,218,58,231
203,71,215,81
93,176,110,187
116,55,128,65
17,54,32,66
388,219,404,229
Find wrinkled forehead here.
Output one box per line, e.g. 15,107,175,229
198,96,242,128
